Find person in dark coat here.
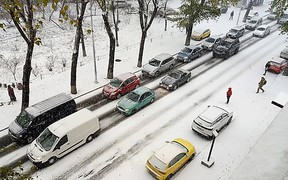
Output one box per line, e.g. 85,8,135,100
263,61,271,75
226,87,232,104
229,11,234,20
7,85,17,102
256,77,267,93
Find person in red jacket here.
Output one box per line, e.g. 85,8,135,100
226,87,232,104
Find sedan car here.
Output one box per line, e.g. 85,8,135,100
176,45,203,62
116,86,155,116
191,28,211,41
267,60,288,74
102,72,141,100
253,25,270,37
280,48,288,60
192,105,233,138
201,36,222,51
226,26,245,39
159,69,191,91
146,138,196,180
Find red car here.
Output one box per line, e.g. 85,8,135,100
268,60,288,74
102,72,141,100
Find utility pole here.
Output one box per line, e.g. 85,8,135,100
90,0,98,83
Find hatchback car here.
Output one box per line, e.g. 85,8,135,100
116,86,155,116
201,36,222,51
267,12,277,20
280,48,288,60
176,45,203,62
267,60,288,74
146,138,196,180
159,69,191,91
253,25,270,37
277,13,288,25
102,72,141,100
142,53,176,78
191,28,211,41
226,26,245,39
245,17,262,30
191,105,233,138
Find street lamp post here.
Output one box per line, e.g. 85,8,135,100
90,0,98,83
201,130,218,168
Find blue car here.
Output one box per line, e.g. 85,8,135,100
176,45,203,63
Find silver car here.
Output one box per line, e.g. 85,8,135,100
253,25,270,37
192,105,233,138
142,53,176,78
280,48,288,60
245,17,262,30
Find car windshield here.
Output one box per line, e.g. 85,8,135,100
205,37,215,43
15,110,32,128
168,71,181,79
257,27,265,31
181,47,192,53
36,128,59,151
248,20,257,24
148,155,166,172
149,59,161,67
229,29,238,33
110,78,123,88
219,40,231,47
126,92,140,102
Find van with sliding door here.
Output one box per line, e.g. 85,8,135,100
26,108,100,168
8,93,77,144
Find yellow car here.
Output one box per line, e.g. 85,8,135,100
191,28,211,41
146,138,196,180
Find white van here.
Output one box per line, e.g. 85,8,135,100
26,108,100,167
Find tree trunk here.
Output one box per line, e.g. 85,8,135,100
80,27,87,57
102,14,115,79
21,42,34,111
137,30,147,68
185,25,193,46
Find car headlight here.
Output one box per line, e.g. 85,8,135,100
184,57,188,60
168,84,173,87
110,91,117,96
125,108,130,112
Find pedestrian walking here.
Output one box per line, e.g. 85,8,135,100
229,11,234,20
226,87,232,104
7,85,17,104
263,61,271,75
256,77,267,93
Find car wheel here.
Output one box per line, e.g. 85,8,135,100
188,153,195,161
86,134,94,143
116,93,121,99
150,98,154,104
213,52,217,58
186,77,191,83
234,48,239,54
154,71,159,77
131,109,137,115
224,53,229,60
166,174,173,180
173,85,178,91
227,116,233,125
169,64,174,70
26,135,34,144
47,157,57,166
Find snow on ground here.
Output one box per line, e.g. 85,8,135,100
1,1,288,180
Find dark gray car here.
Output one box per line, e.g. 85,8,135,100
159,69,191,91
176,45,203,63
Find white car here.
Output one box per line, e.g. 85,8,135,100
245,17,263,30
253,25,270,37
191,105,233,138
201,36,222,51
246,10,259,20
280,47,288,60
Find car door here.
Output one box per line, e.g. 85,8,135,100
160,59,168,72
214,116,223,131
138,92,151,109
53,135,70,158
167,153,187,174
121,79,129,95
179,73,187,85
221,113,229,128
126,77,135,93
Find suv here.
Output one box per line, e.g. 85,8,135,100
212,37,240,60
226,26,245,39
142,53,176,77
102,72,141,99
245,17,262,30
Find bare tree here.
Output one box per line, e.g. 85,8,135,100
0,56,21,81
97,0,116,79
70,0,89,94
137,0,159,68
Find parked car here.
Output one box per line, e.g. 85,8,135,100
226,26,245,39
176,45,203,62
8,93,77,144
253,25,270,37
246,10,259,20
146,138,196,180
154,7,178,17
159,69,191,91
280,47,288,60
212,37,240,60
142,53,176,78
266,59,288,74
27,108,100,168
267,12,277,20
116,86,155,116
277,13,288,25
191,105,233,138
191,28,211,41
245,17,262,30
201,36,222,51
115,0,131,9
220,6,228,13
102,72,140,100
